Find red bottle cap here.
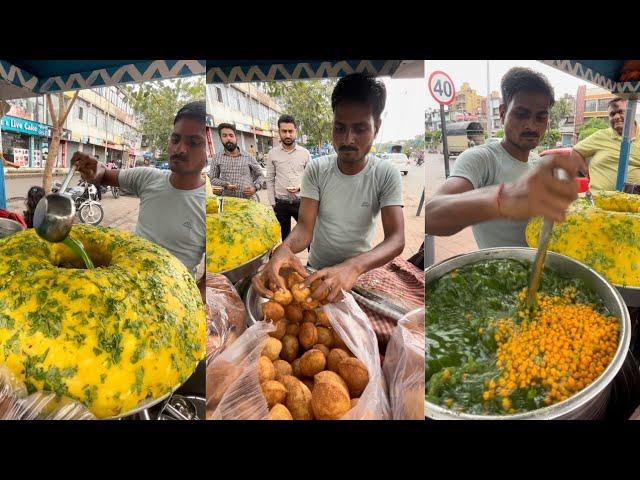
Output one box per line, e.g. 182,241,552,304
576,176,590,193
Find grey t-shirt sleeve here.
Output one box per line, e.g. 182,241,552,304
450,147,495,189
378,161,404,208
117,167,157,197
300,159,320,201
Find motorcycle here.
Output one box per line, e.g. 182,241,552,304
52,180,105,226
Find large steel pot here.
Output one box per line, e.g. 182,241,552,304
0,218,25,238
218,250,271,284
424,247,631,420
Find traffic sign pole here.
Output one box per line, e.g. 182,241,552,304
428,70,456,180
440,105,450,178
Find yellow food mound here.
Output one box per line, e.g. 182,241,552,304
206,196,280,273
0,224,205,418
526,191,640,287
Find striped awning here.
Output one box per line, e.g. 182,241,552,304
541,60,640,96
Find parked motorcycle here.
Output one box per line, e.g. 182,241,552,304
52,180,104,226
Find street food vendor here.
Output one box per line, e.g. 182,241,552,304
71,100,207,278
425,67,586,248
252,73,405,303
571,97,640,192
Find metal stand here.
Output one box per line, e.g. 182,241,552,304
440,105,450,178
616,98,638,191
416,188,425,216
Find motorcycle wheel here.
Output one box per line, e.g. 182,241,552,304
79,203,104,225
112,187,120,199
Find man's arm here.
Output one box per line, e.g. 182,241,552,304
209,157,225,187
72,152,120,187
265,152,276,205
281,197,318,253
249,157,265,190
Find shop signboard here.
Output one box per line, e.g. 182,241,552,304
1,115,51,137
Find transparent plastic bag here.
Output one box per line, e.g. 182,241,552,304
383,307,425,420
205,273,247,364
0,365,95,420
208,292,391,420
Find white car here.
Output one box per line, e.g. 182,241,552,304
386,153,410,176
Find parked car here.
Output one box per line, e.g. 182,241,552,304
386,152,410,176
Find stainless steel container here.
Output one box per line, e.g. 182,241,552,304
218,250,271,284
424,247,631,420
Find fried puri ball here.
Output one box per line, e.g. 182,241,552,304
350,398,359,409
257,356,276,383
281,375,313,420
310,279,328,302
272,288,293,306
268,319,287,340
313,344,330,358
316,310,331,328
286,271,305,290
284,304,304,323
285,323,300,336
261,380,287,408
302,310,317,324
327,348,351,373
291,358,302,378
301,378,315,391
300,298,321,310
331,329,349,351
291,283,312,303
261,337,283,361
273,359,293,381
314,370,349,394
316,327,333,348
269,403,293,420
337,358,369,397
280,334,300,363
299,349,326,377
261,301,285,321
311,380,351,420
299,322,318,350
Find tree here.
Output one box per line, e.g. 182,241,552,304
124,77,205,160
494,129,504,138
265,80,336,147
541,128,561,149
550,98,572,129
43,92,79,193
578,118,608,141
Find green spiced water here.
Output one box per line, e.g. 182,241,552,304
62,236,94,269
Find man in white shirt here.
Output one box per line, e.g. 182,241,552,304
265,114,311,240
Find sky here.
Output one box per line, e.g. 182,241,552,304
425,60,595,110
377,75,426,143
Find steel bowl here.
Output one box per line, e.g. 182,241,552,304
424,247,631,420
217,250,271,284
0,218,25,238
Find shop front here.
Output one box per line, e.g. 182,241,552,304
0,115,49,167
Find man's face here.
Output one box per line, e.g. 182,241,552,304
332,101,381,164
500,91,550,151
609,100,626,135
278,122,296,147
167,117,207,175
219,127,237,152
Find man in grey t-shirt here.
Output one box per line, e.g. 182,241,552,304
71,100,207,277
425,67,586,249
252,73,405,304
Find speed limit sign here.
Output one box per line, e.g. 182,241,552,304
428,71,456,106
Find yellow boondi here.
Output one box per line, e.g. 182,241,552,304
0,224,205,418
484,289,618,411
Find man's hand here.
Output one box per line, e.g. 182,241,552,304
71,152,105,185
251,244,309,298
303,260,362,304
500,152,585,223
223,182,237,191
243,186,257,197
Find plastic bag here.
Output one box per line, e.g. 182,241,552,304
0,365,95,420
208,292,391,420
205,273,247,364
383,308,425,420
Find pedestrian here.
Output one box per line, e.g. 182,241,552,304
571,97,640,192
0,150,20,169
252,73,405,304
248,144,257,159
265,114,311,241
71,100,206,279
93,156,103,200
425,67,585,248
23,186,45,228
208,123,265,201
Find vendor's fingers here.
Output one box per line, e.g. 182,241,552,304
251,274,273,298
303,269,325,288
288,259,310,280
266,266,287,291
310,279,331,301
545,179,578,202
537,199,566,223
547,153,582,178
325,283,343,304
